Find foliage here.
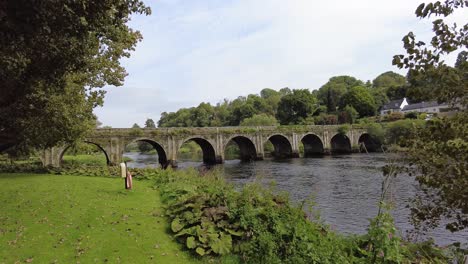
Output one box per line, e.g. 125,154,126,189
407,114,468,232
0,0,150,152
62,154,107,167
372,71,406,90
339,86,377,117
370,88,390,112
360,203,405,263
404,112,418,119
372,71,407,101
385,119,425,147
337,125,350,135
145,118,156,128
240,114,278,127
147,169,353,262
366,123,385,145
382,112,405,122
276,89,319,125
131,168,457,263
317,76,364,113
393,1,467,107
338,105,359,124
314,113,338,125
393,0,468,232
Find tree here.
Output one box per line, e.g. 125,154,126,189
372,71,407,101
338,105,359,124
276,89,318,125
260,88,279,99
370,88,390,111
0,1,150,152
372,71,406,89
393,1,467,232
317,76,364,113
339,86,377,117
145,118,156,128
240,114,278,126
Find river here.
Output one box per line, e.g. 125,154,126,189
123,152,467,246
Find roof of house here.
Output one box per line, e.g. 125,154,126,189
402,101,446,111
381,99,404,110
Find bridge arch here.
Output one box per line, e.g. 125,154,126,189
179,137,217,165
224,135,257,161
126,138,168,167
358,133,381,152
301,134,324,157
265,134,293,159
59,141,110,166
330,134,351,153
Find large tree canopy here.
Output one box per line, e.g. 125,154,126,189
317,76,364,112
276,89,318,125
372,71,406,89
0,0,150,152
339,86,377,117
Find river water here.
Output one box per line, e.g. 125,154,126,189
124,152,467,246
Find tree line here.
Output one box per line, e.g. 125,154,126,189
157,71,413,127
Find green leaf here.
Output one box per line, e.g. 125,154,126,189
171,218,183,233
195,247,206,256
210,233,232,255
186,236,196,249
225,228,243,237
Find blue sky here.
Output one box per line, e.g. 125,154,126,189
94,0,466,127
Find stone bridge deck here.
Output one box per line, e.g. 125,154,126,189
41,125,376,168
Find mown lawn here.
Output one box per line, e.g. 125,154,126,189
0,173,202,264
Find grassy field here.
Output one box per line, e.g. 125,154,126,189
0,173,203,264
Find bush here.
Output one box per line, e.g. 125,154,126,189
385,119,425,147
366,123,385,144
338,105,359,124
383,112,404,122
337,124,350,135
314,113,338,125
404,112,418,119
143,168,354,262
240,114,278,126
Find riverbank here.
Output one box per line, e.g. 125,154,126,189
1,169,465,263
0,173,202,264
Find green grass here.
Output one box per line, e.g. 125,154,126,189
0,173,203,264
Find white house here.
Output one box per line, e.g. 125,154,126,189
380,98,408,115
401,101,452,113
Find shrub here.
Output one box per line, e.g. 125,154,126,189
383,112,404,122
314,113,338,125
404,112,418,119
338,105,359,124
337,124,350,135
366,123,385,145
145,168,354,262
385,119,425,147
240,114,278,126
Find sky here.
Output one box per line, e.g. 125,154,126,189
94,0,467,128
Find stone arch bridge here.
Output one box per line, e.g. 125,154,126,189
41,125,376,168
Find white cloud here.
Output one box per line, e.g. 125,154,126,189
94,0,467,127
